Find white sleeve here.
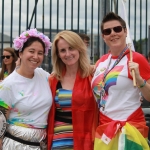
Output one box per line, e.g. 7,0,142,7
0,82,12,109
36,68,50,79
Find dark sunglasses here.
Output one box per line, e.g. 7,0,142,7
1,55,12,59
102,26,125,35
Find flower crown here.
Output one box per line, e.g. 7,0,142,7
13,28,51,56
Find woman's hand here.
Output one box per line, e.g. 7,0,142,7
128,61,150,101
15,58,21,67
128,61,141,80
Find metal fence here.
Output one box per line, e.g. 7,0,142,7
0,0,150,71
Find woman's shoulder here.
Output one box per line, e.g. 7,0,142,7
0,70,16,87
95,53,110,67
131,51,148,63
48,73,57,81
35,68,50,75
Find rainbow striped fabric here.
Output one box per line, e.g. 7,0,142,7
52,88,73,150
52,121,73,149
94,122,150,150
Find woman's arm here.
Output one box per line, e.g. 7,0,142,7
136,78,150,102
0,106,10,149
129,61,150,101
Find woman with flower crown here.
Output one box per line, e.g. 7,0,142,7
0,28,52,150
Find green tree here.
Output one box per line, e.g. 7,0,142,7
134,38,148,55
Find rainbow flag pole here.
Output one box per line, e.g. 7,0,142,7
119,0,136,86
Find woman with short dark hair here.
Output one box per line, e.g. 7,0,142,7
92,12,150,150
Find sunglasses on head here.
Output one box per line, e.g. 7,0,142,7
102,26,125,35
1,55,12,59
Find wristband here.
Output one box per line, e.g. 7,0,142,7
137,80,146,88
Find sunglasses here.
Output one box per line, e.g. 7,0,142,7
1,55,12,59
102,26,125,35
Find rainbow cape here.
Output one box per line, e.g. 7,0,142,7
94,108,150,150
94,123,149,150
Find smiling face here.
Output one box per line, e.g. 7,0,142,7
2,51,14,66
102,20,127,56
57,38,79,68
19,41,44,73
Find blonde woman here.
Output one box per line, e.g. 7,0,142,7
47,30,98,150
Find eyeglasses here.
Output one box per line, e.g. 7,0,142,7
1,55,12,59
102,26,125,35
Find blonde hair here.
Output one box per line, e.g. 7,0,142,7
52,30,91,80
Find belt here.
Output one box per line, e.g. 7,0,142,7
5,132,40,146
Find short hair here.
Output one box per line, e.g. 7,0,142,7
78,33,90,41
0,47,18,80
101,12,126,32
52,30,91,80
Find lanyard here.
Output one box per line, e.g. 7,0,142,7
103,46,128,81
98,46,128,109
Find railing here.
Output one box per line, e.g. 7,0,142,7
0,0,149,70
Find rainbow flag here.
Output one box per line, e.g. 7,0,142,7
118,0,135,51
94,122,150,150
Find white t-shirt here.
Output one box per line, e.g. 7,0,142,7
0,68,52,128
91,50,150,121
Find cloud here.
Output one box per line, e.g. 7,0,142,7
0,0,149,40
122,0,150,40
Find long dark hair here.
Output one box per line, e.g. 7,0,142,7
0,47,18,80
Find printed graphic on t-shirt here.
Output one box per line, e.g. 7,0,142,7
91,52,150,120
93,65,124,109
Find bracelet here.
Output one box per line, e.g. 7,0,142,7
137,80,146,88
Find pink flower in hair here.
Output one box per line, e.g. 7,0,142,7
38,33,45,39
13,28,51,55
28,29,37,36
13,38,24,51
